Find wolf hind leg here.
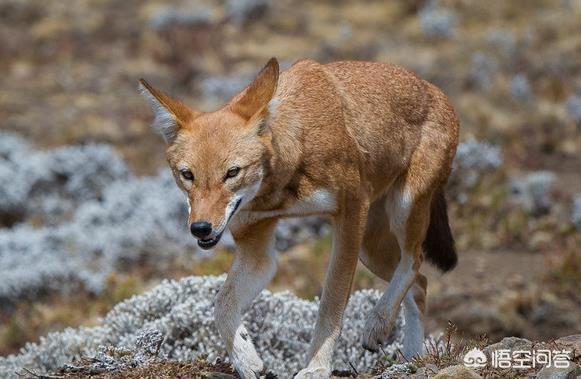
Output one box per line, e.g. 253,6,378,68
360,197,429,355
362,184,433,353
359,195,400,282
402,273,427,359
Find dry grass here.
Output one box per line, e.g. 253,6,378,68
413,322,488,369
19,356,239,379
409,323,578,379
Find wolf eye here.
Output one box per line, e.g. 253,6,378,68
225,166,240,180
180,169,194,181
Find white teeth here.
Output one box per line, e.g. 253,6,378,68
199,233,222,245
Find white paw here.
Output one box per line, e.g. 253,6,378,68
402,344,424,361
231,349,263,378
402,335,425,360
362,309,394,352
402,315,425,360
294,366,331,379
230,330,264,378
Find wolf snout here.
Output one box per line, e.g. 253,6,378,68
190,221,212,238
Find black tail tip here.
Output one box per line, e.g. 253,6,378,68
427,246,458,273
423,190,458,273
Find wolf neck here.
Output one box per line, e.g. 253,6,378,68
249,89,324,214
242,60,356,217
250,94,306,212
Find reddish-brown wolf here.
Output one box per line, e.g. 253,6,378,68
140,58,459,378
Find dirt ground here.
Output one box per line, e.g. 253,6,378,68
424,250,578,341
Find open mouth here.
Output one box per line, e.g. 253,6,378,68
198,232,223,250
197,199,242,251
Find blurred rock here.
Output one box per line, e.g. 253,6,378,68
483,336,533,355
510,73,534,103
509,171,555,216
433,365,482,379
275,217,329,251
565,94,581,123
449,138,502,201
571,195,581,230
149,3,216,30
536,363,580,379
199,73,253,102
205,373,237,379
486,30,516,57
415,363,439,378
226,0,270,25
555,335,581,360
470,52,498,91
418,1,458,39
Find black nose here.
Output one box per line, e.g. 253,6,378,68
190,221,212,238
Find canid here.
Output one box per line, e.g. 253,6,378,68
140,58,459,378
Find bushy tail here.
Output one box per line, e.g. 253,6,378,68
422,189,457,272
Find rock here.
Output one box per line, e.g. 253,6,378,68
203,372,237,379
509,171,556,216
536,363,580,379
414,363,439,378
483,337,533,355
433,365,482,379
482,336,581,379
571,196,581,230
555,334,581,359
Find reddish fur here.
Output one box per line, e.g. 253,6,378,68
140,57,459,378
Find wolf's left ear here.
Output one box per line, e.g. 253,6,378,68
229,58,279,122
139,79,199,143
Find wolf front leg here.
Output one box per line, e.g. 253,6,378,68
214,219,278,379
296,197,368,379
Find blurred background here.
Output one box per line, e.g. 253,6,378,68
0,0,579,357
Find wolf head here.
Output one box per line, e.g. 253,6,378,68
139,58,279,249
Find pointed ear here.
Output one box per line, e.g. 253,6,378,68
138,79,199,143
229,58,279,121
